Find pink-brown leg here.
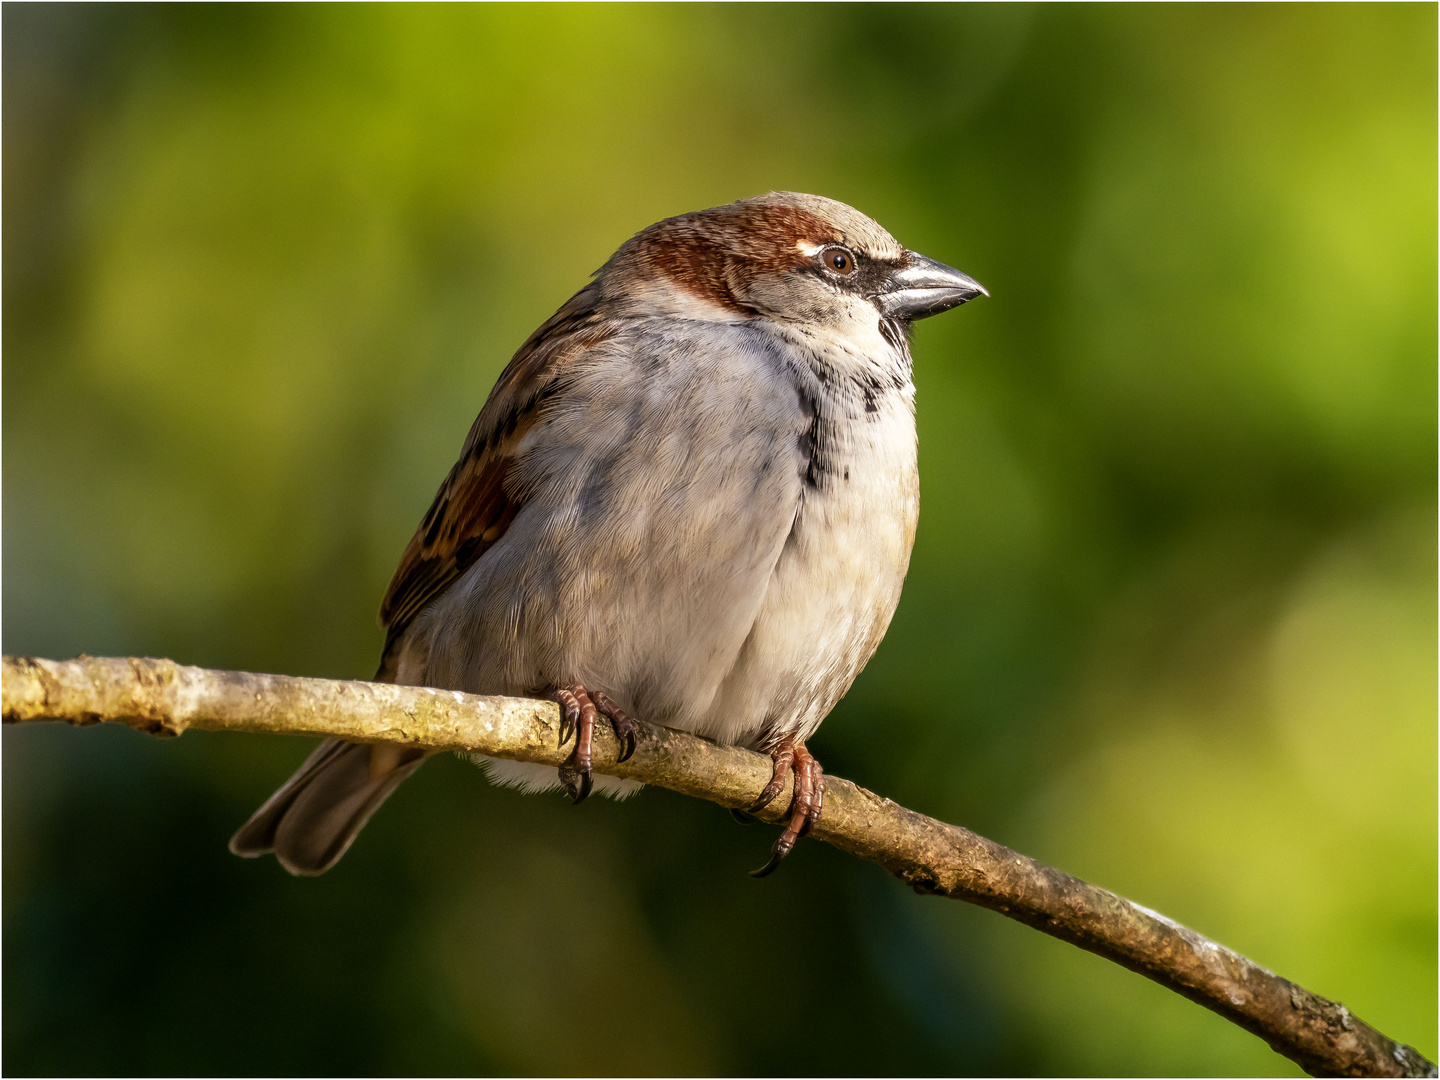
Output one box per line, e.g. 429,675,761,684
745,740,797,814
796,747,825,839
749,740,826,878
552,684,638,804
553,687,582,747
590,690,638,763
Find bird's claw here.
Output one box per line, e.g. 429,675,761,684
749,834,792,879
592,690,638,763
553,688,581,747
551,684,638,803
558,761,592,804
745,742,795,814
747,740,824,877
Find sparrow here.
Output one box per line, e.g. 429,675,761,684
230,191,985,877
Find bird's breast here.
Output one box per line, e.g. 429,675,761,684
694,322,920,747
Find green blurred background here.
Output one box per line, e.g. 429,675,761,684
3,4,1434,1075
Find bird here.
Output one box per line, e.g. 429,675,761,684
229,191,985,878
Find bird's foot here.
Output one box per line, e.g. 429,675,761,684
746,737,825,877
552,685,638,804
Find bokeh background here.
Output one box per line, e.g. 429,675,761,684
4,4,1435,1075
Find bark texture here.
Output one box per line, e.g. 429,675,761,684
3,654,1433,1079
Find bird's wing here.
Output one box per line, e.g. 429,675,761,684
374,286,612,679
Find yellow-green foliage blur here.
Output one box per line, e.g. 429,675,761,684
4,5,1434,1075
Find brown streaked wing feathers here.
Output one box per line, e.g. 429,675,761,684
374,287,610,680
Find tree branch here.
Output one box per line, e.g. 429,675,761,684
2,654,1431,1078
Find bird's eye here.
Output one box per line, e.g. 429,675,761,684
821,247,856,276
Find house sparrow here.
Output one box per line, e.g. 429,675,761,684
230,192,985,877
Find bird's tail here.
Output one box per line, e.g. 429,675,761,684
229,738,428,876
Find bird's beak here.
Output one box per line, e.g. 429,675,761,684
876,253,988,320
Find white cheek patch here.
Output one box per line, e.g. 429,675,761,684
637,277,747,324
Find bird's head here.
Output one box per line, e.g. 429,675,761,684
598,191,986,335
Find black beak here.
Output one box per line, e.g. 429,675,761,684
876,253,988,321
